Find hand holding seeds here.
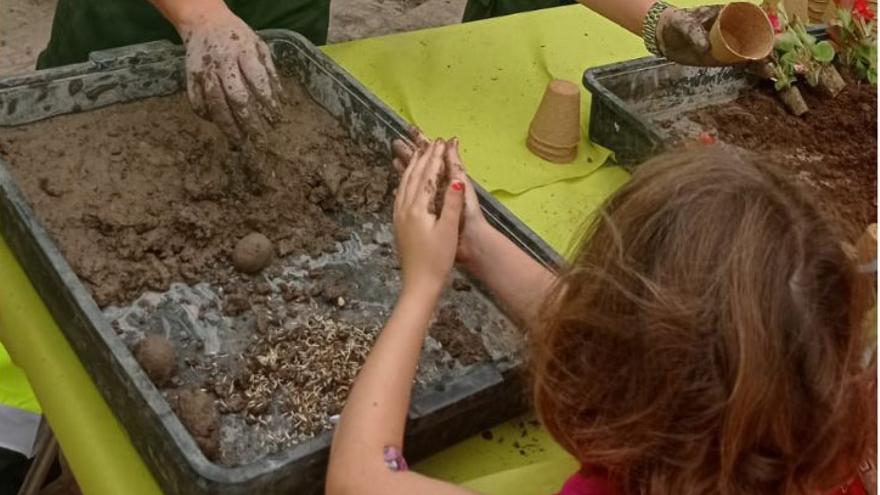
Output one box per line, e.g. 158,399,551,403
179,7,284,144
393,139,466,296
392,128,490,265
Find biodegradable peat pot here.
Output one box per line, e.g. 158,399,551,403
818,64,846,97
779,86,810,115
709,2,775,64
784,0,810,22
527,79,581,163
526,135,578,163
807,0,835,24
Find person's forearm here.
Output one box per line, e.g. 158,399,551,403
146,0,230,31
576,0,655,35
328,289,437,488
463,224,557,329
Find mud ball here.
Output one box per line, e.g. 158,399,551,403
170,388,220,460
133,335,177,387
232,232,274,274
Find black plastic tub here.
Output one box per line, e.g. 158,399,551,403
583,28,830,165
583,58,754,165
0,31,559,494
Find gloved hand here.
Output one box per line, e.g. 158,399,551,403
656,5,725,66
180,9,284,144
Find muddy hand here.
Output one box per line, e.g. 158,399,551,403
393,139,466,295
656,5,725,66
443,139,489,265
181,8,284,144
391,126,431,173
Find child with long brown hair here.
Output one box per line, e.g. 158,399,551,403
325,135,876,495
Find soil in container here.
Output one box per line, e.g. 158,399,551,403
662,77,877,237
0,79,522,466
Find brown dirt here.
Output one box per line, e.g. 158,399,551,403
133,335,177,387
0,80,391,308
0,76,507,464
170,388,221,461
429,306,491,365
430,162,452,216
683,79,877,237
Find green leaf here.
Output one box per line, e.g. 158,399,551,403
811,41,836,63
837,7,853,27
774,78,791,91
774,32,800,52
794,23,817,47
780,50,798,64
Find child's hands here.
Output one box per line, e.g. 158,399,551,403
393,139,466,298
392,128,490,266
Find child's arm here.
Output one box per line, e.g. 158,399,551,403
459,215,557,329
326,140,477,495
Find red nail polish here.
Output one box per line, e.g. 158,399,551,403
451,181,464,191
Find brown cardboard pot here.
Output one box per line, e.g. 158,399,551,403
709,2,775,64
527,79,580,163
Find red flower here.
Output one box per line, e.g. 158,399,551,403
769,13,782,32
854,0,876,20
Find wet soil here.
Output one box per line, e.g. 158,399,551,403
0,77,520,466
0,80,389,307
430,306,491,365
673,79,877,237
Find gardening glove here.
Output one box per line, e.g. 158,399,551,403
656,5,726,66
181,9,284,144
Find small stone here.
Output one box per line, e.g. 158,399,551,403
225,394,246,413
232,232,273,274
254,281,272,296
133,335,177,387
169,388,220,460
255,310,271,334
38,177,63,197
321,283,348,306
280,284,298,302
225,294,250,316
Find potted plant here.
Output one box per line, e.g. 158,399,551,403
828,0,878,83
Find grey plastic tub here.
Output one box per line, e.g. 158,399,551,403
0,30,559,494
583,28,829,165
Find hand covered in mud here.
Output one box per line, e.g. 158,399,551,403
180,8,283,144
392,128,488,265
656,5,725,66
393,139,466,296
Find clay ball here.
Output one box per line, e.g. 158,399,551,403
232,232,274,274
170,388,220,460
134,335,177,387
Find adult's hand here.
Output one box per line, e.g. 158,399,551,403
656,5,725,66
178,7,284,144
